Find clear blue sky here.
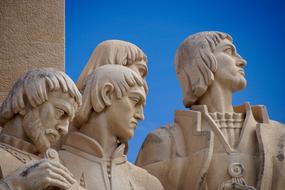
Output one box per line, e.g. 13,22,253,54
66,0,285,163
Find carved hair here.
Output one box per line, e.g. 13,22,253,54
74,65,147,128
77,40,148,92
175,31,232,107
0,68,82,126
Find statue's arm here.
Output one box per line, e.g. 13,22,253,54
136,126,174,167
0,159,76,190
146,173,164,190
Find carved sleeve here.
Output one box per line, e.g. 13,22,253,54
135,126,174,167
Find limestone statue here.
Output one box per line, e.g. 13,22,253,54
136,31,285,190
53,39,148,149
76,40,147,92
59,65,164,190
0,68,82,190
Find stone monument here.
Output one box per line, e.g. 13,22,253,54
0,68,82,190
52,39,148,149
59,65,163,190
136,31,285,190
0,0,65,102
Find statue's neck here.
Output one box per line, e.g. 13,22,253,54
196,81,234,113
79,112,118,158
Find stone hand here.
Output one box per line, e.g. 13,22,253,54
2,159,76,190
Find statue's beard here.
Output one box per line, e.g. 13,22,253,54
22,111,59,154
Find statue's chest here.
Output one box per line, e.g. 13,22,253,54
206,123,260,190
0,144,36,178
207,152,259,190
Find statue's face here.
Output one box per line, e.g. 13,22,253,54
23,91,76,153
213,38,247,92
105,85,146,142
128,60,147,78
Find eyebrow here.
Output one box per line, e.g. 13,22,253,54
55,102,74,118
222,43,236,51
129,92,146,104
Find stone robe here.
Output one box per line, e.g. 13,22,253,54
136,103,285,190
0,133,81,190
59,132,164,190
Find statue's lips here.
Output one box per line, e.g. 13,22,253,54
238,69,245,76
130,120,137,129
45,130,60,145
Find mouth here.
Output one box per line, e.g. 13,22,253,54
45,130,60,145
130,120,138,129
238,69,245,76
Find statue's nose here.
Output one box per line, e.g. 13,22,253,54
236,54,247,68
55,124,68,136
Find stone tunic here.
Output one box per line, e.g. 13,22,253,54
0,133,82,190
0,133,39,178
205,105,259,189
59,132,164,190
136,103,285,190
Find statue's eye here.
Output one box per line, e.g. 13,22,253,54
55,108,65,119
139,68,146,78
224,48,234,55
130,97,140,105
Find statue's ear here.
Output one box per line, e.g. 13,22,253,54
101,82,114,107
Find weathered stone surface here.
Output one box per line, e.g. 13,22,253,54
0,0,65,102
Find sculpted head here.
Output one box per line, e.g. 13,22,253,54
75,65,147,142
0,68,82,153
175,31,247,107
77,40,148,92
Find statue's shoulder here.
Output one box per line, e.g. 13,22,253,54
136,124,181,167
0,144,26,178
258,120,285,134
126,161,164,190
0,144,27,163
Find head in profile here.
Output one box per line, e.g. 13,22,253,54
77,40,148,92
74,65,147,143
175,31,247,108
0,68,82,153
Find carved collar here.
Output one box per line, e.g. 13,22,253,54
191,102,270,123
62,132,127,160
191,102,267,153
191,102,250,115
0,133,37,154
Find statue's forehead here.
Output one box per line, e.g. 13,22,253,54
128,86,146,101
46,91,76,116
128,60,148,78
216,38,235,48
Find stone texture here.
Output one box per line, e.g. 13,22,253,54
0,0,65,102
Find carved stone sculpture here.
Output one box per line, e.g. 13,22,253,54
76,40,148,91
59,65,163,190
0,68,82,190
53,39,148,148
136,31,285,190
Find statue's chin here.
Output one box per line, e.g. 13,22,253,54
28,129,51,153
34,135,50,154
233,78,247,92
